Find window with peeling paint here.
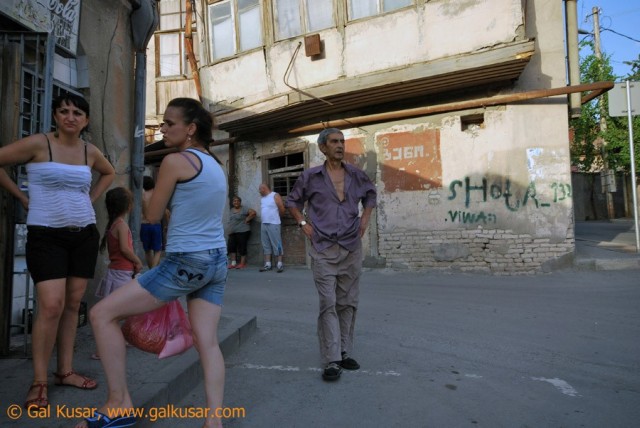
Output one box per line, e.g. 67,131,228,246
274,0,334,40
208,0,262,61
349,0,411,20
265,152,305,197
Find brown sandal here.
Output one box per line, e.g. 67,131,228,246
24,382,48,409
53,370,98,390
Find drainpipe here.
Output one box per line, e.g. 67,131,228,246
184,0,202,99
130,0,159,256
565,0,581,118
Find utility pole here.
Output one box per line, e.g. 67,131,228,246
565,0,581,118
592,6,616,219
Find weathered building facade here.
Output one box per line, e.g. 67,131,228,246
147,0,577,274
0,0,140,353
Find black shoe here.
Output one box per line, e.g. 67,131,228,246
259,265,272,272
340,352,360,370
322,362,342,381
277,265,284,273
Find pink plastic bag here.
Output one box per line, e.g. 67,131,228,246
122,300,194,359
158,301,194,359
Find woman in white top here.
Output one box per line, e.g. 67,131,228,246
0,93,115,409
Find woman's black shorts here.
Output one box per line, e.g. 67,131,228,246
26,224,100,283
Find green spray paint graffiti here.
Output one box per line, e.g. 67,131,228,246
551,182,572,202
447,210,498,224
447,177,571,211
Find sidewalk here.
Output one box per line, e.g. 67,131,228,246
574,219,640,270
0,313,257,428
0,220,637,427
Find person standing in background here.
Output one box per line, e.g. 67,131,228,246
227,195,256,269
286,128,377,382
141,175,163,268
259,183,285,273
0,93,115,407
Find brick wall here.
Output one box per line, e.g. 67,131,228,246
379,228,574,274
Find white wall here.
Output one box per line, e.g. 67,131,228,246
206,0,573,273
199,0,525,112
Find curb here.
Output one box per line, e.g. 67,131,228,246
137,315,257,427
575,257,640,271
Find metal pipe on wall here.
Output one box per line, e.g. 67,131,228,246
130,0,158,258
565,0,582,118
184,0,202,99
289,81,614,134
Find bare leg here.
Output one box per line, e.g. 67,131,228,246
188,298,225,428
145,249,162,268
74,278,163,428
55,277,95,387
144,250,154,268
151,250,162,268
26,279,66,403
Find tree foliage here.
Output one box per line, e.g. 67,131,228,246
624,54,640,80
570,42,640,173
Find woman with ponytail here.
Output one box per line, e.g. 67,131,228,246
80,98,228,428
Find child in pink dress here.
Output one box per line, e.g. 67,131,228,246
92,187,143,359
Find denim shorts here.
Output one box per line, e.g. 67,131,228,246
138,248,227,306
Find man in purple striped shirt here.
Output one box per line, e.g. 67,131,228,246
286,128,377,381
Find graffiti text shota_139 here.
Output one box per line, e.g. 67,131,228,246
447,177,572,211
550,182,572,202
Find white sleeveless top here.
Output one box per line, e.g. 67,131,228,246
260,192,281,225
26,162,95,227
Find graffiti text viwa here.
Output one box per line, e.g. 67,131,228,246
447,210,497,224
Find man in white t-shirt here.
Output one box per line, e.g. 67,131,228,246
258,183,285,272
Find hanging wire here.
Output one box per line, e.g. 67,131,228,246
284,42,333,106
601,28,640,43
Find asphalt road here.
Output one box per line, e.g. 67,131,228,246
152,268,640,428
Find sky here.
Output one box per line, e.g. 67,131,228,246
577,1,640,80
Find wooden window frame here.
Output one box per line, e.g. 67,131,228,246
262,151,305,198
207,0,263,62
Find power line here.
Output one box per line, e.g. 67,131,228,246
601,28,640,43
578,27,640,45
580,3,640,43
